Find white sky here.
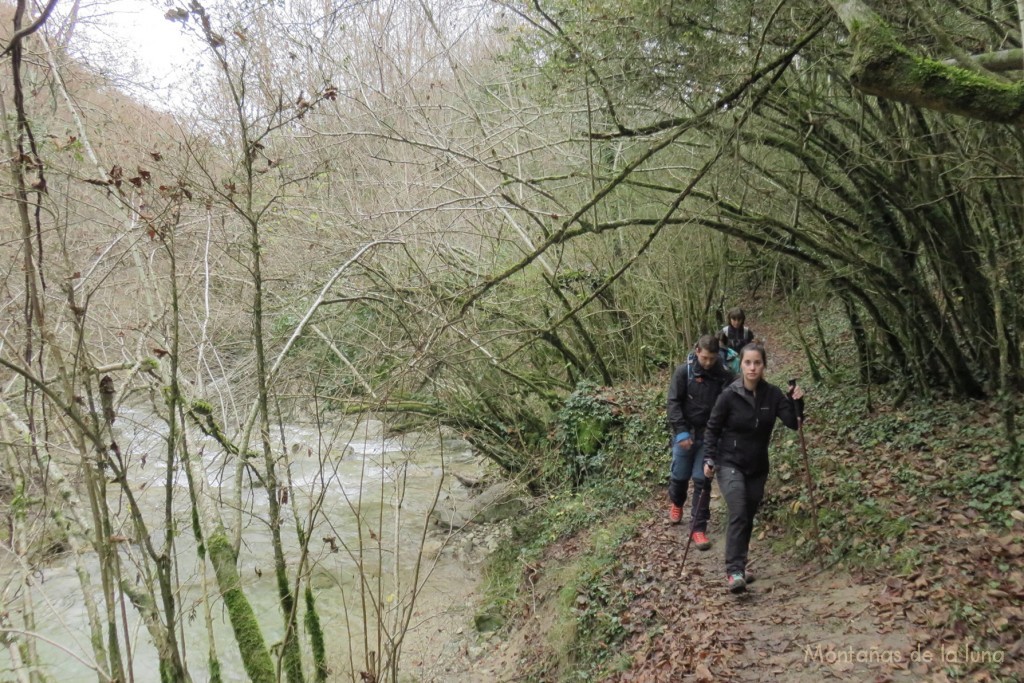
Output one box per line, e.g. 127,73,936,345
54,0,208,110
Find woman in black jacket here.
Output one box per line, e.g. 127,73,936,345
703,344,803,593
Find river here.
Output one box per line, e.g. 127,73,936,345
0,407,488,682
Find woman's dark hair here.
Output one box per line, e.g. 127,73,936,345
727,307,745,324
739,343,767,365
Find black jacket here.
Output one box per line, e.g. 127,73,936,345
703,378,798,475
666,355,734,437
721,324,754,352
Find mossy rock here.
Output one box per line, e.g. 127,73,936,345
473,609,505,633
574,416,607,456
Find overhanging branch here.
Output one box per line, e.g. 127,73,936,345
829,0,1024,125
943,49,1024,74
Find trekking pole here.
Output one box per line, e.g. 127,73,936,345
789,379,824,569
679,477,712,573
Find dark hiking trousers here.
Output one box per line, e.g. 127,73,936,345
717,466,768,575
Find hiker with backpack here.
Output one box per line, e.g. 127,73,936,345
721,307,755,353
703,343,803,593
665,334,734,550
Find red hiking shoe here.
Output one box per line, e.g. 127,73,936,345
727,573,747,593
668,503,682,524
691,531,711,551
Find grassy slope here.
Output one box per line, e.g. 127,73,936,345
474,303,1024,682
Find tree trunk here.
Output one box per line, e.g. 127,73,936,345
206,534,275,683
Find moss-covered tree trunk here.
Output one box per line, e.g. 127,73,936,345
207,534,275,683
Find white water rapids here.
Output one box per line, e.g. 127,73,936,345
0,406,487,681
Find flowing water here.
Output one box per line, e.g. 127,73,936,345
0,407,486,682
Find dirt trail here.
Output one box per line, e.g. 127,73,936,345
598,494,932,683
434,491,939,682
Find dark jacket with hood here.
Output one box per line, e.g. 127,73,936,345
721,324,755,353
666,353,734,438
703,378,798,475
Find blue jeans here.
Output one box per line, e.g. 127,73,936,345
668,434,712,533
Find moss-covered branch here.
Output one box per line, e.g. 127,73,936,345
206,534,275,683
187,401,258,458
830,0,1024,125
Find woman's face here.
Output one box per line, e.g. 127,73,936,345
740,350,765,384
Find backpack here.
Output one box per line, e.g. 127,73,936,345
722,324,754,352
720,347,739,374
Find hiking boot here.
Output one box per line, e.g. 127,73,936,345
727,573,747,593
668,504,683,524
691,531,711,551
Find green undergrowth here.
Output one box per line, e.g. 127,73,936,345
764,380,1020,565
555,516,643,678
480,491,646,680
758,359,1022,679
476,381,667,676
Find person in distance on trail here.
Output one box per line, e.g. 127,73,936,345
703,343,804,593
665,334,735,550
721,307,755,354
